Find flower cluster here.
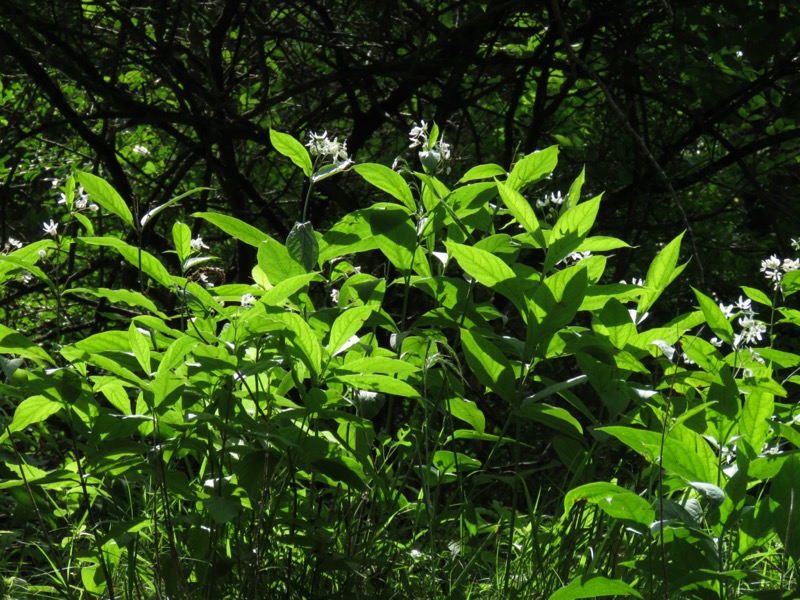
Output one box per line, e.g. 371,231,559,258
306,130,353,182
2,237,23,254
408,120,451,172
560,250,592,266
57,185,98,212
535,191,564,220
715,295,767,349
760,254,800,290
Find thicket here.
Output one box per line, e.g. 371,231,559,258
2,124,800,599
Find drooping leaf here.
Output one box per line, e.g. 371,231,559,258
75,171,134,229
332,373,419,398
460,328,517,404
140,187,210,229
286,221,319,271
0,395,62,443
193,212,269,247
693,287,734,344
444,396,485,434
0,323,56,366
79,237,175,289
269,129,312,177
64,287,169,318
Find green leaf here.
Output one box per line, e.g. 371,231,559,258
328,306,374,357
517,403,583,437
566,165,585,208
156,335,197,376
353,163,415,211
0,323,56,366
564,482,654,527
444,396,485,434
261,273,321,306
458,163,506,183
444,241,516,287
75,171,134,229
0,395,62,443
332,373,419,398
544,195,601,272
550,575,643,599
128,323,151,375
770,454,800,561
507,146,559,190
193,212,269,247
738,390,773,455
638,232,686,313
140,187,210,229
257,237,306,284
270,312,323,379
79,237,175,289
269,129,312,177
497,181,545,246
286,221,319,271
319,210,378,264
460,328,517,404
172,222,192,265
367,203,417,273
64,287,169,318
693,287,734,344
741,285,772,307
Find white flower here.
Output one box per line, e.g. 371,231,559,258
240,293,256,307
408,120,428,148
38,249,47,260
21,271,34,284
42,219,58,237
710,336,723,347
89,203,100,211
548,191,564,205
57,192,67,205
330,288,340,304
735,317,767,347
735,296,752,314
190,236,210,251
782,258,800,272
761,254,783,286
132,145,149,156
719,303,735,319
75,186,90,210
306,131,349,163
7,238,23,250
435,137,451,161
792,238,800,252
561,251,592,266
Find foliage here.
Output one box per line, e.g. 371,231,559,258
2,126,800,599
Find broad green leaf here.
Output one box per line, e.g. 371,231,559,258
140,187,209,229
286,221,319,271
460,328,517,404
270,312,323,379
507,146,559,190
332,356,418,377
332,373,419,398
564,482,654,527
0,240,54,283
156,335,197,376
319,209,378,264
738,390,773,455
269,129,312,177
444,241,516,287
638,232,686,313
526,265,588,359
517,403,582,437
65,287,168,319
770,454,800,561
458,163,506,183
257,237,306,284
193,212,269,247
544,196,601,273
0,323,56,366
328,306,374,357
782,271,800,297
128,323,151,375
261,273,321,306
550,575,642,599
75,171,134,229
353,163,415,211
172,222,192,265
693,287,734,344
367,203,417,272
0,395,62,443
566,165,585,208
79,237,175,289
497,181,545,246
444,396,485,433
600,423,719,483
574,235,630,253
741,285,772,307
